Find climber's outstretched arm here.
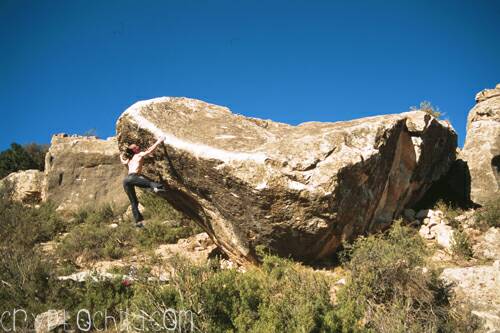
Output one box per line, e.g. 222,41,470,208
142,135,166,156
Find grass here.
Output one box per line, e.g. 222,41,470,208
451,229,474,260
410,100,441,118
434,200,463,227
476,196,500,228
56,193,203,265
57,205,136,263
135,190,203,248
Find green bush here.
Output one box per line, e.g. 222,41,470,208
140,191,189,222
434,200,463,228
476,196,500,228
0,197,64,247
72,276,134,330
131,254,337,332
136,191,203,248
57,208,136,263
0,196,61,328
137,220,202,249
0,247,56,327
58,202,201,264
0,142,48,179
410,101,441,118
451,229,474,260
335,221,477,332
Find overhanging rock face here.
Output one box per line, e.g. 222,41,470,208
116,97,457,264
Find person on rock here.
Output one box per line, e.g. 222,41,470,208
120,135,166,227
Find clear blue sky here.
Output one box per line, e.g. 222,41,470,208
1,0,499,150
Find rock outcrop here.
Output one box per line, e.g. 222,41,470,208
417,209,455,250
43,134,128,211
441,261,500,332
0,169,44,204
461,84,500,206
34,310,69,333
155,232,218,265
116,97,457,264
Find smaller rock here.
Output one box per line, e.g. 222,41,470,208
161,219,182,228
124,203,145,220
34,310,69,333
220,258,238,270
39,241,57,255
109,223,119,228
92,260,127,273
434,223,455,250
155,232,218,265
474,227,500,260
0,169,44,204
419,224,435,240
403,209,416,220
427,218,440,227
419,218,455,250
330,277,348,305
416,209,430,219
148,266,170,282
431,249,453,262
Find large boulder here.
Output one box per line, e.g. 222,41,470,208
116,97,457,264
43,134,128,211
461,84,500,206
0,169,44,204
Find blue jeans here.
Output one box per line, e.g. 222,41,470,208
123,173,163,223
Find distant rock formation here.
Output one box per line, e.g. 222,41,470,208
43,134,128,211
116,97,457,264
0,169,44,204
461,84,500,206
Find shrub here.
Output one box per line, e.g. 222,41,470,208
140,191,185,221
73,276,134,330
57,204,134,262
137,191,203,248
476,196,500,228
451,229,474,260
0,197,64,247
0,196,62,328
434,200,463,228
130,254,337,332
410,101,441,118
0,142,48,179
0,247,56,328
58,202,201,263
23,143,48,171
335,221,476,332
137,220,202,249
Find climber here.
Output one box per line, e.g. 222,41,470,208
120,135,166,227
